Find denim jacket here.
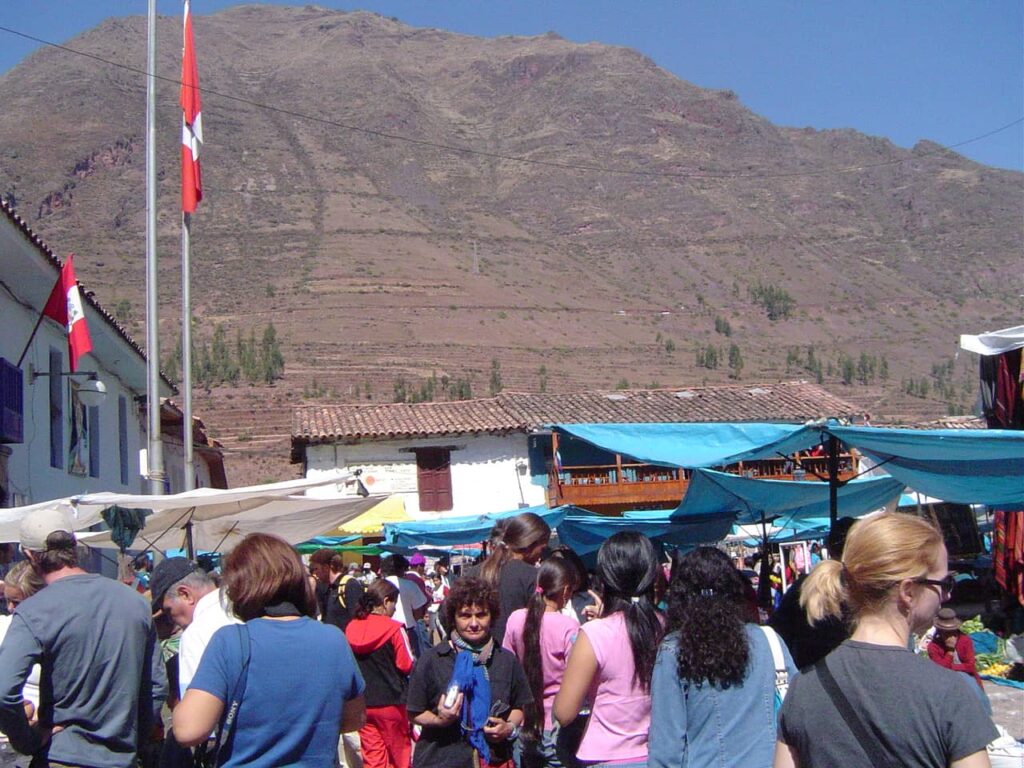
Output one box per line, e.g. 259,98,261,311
649,624,798,768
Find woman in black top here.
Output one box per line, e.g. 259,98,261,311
406,577,531,768
479,513,551,644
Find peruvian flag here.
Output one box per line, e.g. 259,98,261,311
181,0,203,213
42,254,93,372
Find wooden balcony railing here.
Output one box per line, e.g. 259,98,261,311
546,454,856,515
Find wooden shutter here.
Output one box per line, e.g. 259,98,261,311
416,448,453,512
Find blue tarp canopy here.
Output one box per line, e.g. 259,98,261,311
383,504,580,548
554,422,1024,509
556,512,735,558
552,423,814,468
671,469,905,526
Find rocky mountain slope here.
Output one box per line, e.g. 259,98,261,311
1,5,1020,484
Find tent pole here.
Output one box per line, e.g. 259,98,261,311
827,434,840,528
185,520,195,561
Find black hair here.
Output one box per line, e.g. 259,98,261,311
354,579,399,620
442,576,500,634
548,545,589,593
595,532,663,692
666,546,750,689
521,557,577,735
380,554,408,577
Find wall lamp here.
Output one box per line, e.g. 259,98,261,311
28,365,108,407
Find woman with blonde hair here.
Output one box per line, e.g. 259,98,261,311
774,512,996,768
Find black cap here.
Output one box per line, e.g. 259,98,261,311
149,557,199,614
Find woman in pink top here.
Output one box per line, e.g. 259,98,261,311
553,532,664,768
502,557,580,768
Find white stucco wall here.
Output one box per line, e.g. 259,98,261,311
1,297,150,504
305,433,546,518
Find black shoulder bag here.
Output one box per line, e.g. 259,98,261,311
195,625,252,768
815,657,896,768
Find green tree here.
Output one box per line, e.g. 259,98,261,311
259,323,285,383
728,344,743,379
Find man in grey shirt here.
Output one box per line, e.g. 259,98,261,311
0,507,165,768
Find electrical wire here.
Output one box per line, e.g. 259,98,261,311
0,23,1020,182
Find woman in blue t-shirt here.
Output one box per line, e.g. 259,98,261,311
173,534,366,767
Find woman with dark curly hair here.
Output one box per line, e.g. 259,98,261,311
406,576,531,768
649,547,797,768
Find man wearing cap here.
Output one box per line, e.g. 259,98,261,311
0,507,166,768
150,558,239,696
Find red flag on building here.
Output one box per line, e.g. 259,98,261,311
42,254,92,371
181,0,203,213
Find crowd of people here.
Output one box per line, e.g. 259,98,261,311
0,505,1012,768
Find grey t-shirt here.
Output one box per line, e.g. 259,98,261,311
0,573,163,768
778,639,997,768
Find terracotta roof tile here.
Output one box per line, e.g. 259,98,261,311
293,381,859,449
1,198,157,374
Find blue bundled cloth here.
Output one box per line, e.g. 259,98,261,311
451,650,492,764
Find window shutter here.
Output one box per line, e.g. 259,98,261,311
416,448,453,512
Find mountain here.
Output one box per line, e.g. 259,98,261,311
1,5,1020,484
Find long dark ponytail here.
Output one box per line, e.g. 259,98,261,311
595,532,663,692
479,512,550,586
521,557,578,735
666,546,750,688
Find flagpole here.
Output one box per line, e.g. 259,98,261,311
146,0,166,495
182,211,195,491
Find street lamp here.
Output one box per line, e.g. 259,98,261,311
28,365,108,407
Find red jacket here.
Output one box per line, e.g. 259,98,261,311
927,632,982,687
346,614,415,708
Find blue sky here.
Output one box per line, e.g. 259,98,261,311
0,1,1021,171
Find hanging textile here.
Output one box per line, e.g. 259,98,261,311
993,510,1024,608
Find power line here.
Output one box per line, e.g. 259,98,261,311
0,23,1021,182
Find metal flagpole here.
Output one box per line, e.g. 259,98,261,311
146,0,165,495
182,212,195,490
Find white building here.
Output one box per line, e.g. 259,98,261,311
291,385,860,520
0,199,224,507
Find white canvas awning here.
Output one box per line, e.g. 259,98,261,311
0,471,384,552
960,325,1024,356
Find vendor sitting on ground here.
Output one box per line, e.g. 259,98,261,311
406,576,531,768
927,607,983,689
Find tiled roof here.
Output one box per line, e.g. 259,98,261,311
883,415,988,430
293,381,859,454
1,198,154,371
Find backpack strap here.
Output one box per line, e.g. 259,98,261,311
815,656,896,768
758,624,789,700
207,624,252,767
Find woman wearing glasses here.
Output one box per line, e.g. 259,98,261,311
773,512,996,768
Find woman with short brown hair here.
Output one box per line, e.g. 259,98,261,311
173,533,366,767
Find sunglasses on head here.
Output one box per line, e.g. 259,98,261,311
912,573,956,594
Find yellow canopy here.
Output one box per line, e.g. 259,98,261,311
337,495,409,535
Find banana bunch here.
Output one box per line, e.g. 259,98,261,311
980,662,1012,678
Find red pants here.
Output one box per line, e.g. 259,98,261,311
360,704,411,768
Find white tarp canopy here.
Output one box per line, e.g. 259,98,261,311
960,325,1024,356
0,471,384,553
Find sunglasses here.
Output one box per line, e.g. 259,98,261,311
912,573,956,595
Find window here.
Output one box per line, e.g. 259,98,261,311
48,349,63,469
88,405,100,478
118,396,129,485
415,448,453,512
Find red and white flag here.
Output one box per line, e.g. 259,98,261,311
42,254,92,372
181,0,203,213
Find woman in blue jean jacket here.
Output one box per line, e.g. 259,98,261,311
649,548,797,768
